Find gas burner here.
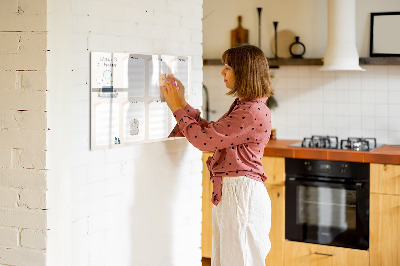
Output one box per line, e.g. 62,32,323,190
340,137,377,151
301,135,339,149
290,136,380,151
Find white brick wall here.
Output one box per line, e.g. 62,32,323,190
0,0,48,265
47,1,203,266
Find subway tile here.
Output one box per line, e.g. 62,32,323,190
298,67,311,78
388,65,400,76
298,77,310,89
335,75,349,90
310,77,324,89
375,104,389,117
311,127,324,136
388,131,400,144
311,114,324,128
348,90,362,103
348,103,362,116
336,90,349,103
374,117,389,131
388,76,400,91
388,104,400,117
311,102,324,113
362,116,375,130
286,77,299,89
362,90,375,104
348,74,362,90
374,77,388,91
374,65,388,78
388,91,400,104
374,130,389,144
336,103,349,116
322,70,335,78
348,116,362,129
323,87,336,103
349,128,362,137
388,117,400,131
311,87,323,101
374,90,388,104
336,128,349,140
285,66,298,77
310,67,324,77
336,115,348,128
361,129,375,138
323,103,336,115
323,115,336,129
361,104,375,116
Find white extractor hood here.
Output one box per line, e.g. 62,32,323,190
320,0,365,71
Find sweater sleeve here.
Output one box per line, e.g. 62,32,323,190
172,106,256,152
168,103,210,138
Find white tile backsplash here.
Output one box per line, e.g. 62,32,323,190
269,65,400,144
204,64,400,144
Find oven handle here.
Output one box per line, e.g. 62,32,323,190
286,177,364,189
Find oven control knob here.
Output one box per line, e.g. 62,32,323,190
304,161,312,171
340,164,347,174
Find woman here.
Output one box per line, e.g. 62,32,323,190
161,44,273,266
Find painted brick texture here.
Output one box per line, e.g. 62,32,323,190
0,0,48,265
46,0,203,266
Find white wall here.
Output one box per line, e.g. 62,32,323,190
203,0,400,145
0,0,48,265
203,0,400,58
46,0,203,266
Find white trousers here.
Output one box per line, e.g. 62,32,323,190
212,176,271,266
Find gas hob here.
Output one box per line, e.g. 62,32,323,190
289,135,382,151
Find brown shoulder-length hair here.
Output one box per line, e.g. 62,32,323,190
221,44,273,99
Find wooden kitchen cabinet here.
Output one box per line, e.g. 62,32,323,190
202,152,213,258
262,156,285,266
201,154,286,266
284,241,369,266
264,184,285,266
370,163,400,195
370,163,400,266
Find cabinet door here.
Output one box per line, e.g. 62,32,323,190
284,241,369,266
202,152,213,258
261,156,285,185
370,163,400,195
264,184,284,266
370,193,400,266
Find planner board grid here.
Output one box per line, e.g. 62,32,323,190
90,52,191,150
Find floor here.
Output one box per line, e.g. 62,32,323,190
202,257,211,266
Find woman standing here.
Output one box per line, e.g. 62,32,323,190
161,44,273,266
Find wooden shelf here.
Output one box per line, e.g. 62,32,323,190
203,57,400,67
359,57,400,65
203,58,323,67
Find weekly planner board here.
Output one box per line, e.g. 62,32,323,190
90,52,191,150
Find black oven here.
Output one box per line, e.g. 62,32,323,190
285,158,369,250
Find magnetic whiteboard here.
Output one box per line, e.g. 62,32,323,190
90,52,191,150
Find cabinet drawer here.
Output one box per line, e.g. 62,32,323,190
284,241,369,266
370,163,400,195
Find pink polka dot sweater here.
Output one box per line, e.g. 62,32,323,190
169,97,271,206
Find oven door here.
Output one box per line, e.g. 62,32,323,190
285,177,369,250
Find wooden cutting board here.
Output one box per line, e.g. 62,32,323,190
231,16,249,48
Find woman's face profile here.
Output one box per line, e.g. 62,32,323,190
220,64,235,90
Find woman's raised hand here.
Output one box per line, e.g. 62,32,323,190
173,77,187,108
160,76,184,113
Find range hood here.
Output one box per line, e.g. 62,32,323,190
320,0,365,71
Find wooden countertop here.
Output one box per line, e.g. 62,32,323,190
263,139,400,165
